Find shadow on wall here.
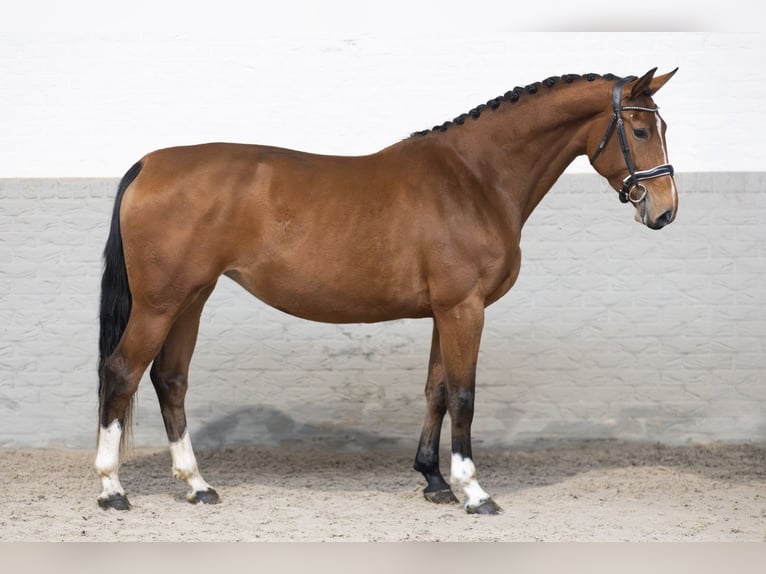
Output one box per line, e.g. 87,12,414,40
191,405,404,451
187,402,751,455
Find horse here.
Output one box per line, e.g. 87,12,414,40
95,68,679,514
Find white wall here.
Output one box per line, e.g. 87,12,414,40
1,3,764,176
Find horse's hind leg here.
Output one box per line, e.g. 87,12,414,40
149,282,219,504
95,305,178,510
413,323,459,504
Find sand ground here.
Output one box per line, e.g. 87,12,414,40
1,440,765,542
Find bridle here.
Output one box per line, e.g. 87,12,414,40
589,76,674,205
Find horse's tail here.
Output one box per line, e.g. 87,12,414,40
98,160,142,451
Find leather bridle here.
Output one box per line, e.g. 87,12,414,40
589,76,675,205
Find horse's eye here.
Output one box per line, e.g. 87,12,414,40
633,128,649,139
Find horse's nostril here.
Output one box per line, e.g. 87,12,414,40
652,209,674,229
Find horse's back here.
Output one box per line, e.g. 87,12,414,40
120,143,435,321
119,141,512,322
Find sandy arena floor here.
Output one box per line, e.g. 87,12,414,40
1,440,764,542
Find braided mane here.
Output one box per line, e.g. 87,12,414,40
409,72,622,138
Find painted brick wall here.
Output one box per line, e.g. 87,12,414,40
1,172,764,449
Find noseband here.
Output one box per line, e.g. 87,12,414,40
589,76,674,204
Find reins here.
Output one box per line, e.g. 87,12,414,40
589,76,674,205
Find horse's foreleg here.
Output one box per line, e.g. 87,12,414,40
435,298,502,515
414,323,459,504
150,283,219,505
96,307,176,510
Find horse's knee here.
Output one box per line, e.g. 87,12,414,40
448,387,475,431
425,380,448,414
452,387,474,410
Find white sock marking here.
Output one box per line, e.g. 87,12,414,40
451,453,491,509
94,420,125,499
169,430,213,499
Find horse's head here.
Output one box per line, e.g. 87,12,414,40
588,68,679,230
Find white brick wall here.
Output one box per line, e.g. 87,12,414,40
1,172,763,449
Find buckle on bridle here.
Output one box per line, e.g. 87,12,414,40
590,76,675,205
620,183,646,205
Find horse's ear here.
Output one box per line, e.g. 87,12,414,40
629,67,678,99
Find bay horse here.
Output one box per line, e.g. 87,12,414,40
96,68,679,514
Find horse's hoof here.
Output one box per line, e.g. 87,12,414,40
97,493,131,511
424,488,459,505
189,488,220,505
466,498,503,515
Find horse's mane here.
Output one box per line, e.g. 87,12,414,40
409,72,622,138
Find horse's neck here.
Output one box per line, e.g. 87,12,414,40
442,80,610,224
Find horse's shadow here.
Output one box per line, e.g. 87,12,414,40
191,405,402,452
118,406,766,502
120,406,409,500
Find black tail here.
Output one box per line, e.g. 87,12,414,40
98,161,142,443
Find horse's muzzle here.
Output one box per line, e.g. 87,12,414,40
646,208,675,230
